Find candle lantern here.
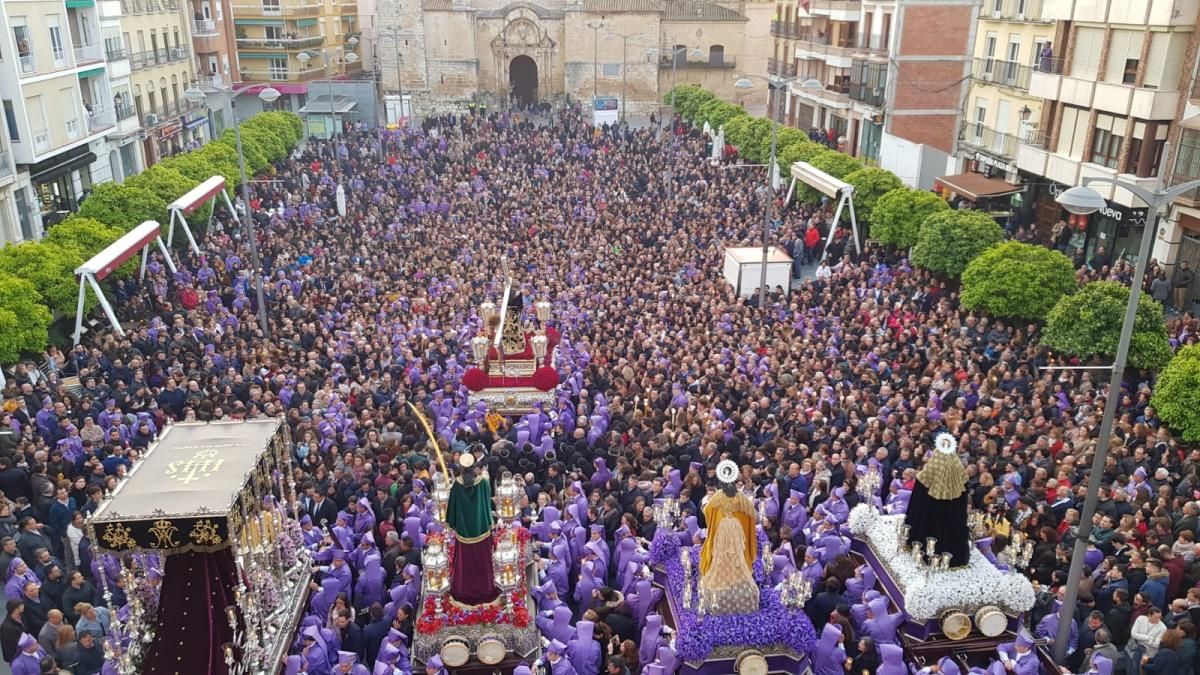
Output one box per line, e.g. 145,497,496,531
493,542,521,590
422,542,450,594
480,302,497,324
432,477,451,522
470,336,489,363
534,300,552,325
493,474,520,521
530,334,548,366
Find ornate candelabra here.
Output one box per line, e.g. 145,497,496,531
779,571,813,609
653,497,681,529
470,335,490,363
897,533,954,574
534,300,551,332
494,540,521,591
494,472,520,525
530,334,548,367
857,467,882,507
999,531,1035,571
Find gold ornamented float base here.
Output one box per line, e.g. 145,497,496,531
470,387,556,415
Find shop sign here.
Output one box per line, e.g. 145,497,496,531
974,151,1015,175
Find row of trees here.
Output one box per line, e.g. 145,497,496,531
670,85,1197,437
0,111,303,363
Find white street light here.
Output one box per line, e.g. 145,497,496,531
1055,185,1108,215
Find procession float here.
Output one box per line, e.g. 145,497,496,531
87,419,311,675
648,460,817,675
846,434,1038,671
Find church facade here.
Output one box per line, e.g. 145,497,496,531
374,0,771,116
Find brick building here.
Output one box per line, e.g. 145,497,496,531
878,0,980,189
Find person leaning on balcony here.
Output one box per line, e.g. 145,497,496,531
1173,261,1195,313
1039,42,1054,73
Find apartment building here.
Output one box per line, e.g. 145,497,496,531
188,0,240,132
772,0,895,161
120,0,204,166
232,0,362,115
1016,0,1194,267
955,0,1055,188
0,0,129,243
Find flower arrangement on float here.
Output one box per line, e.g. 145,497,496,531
847,504,1036,621
415,525,534,635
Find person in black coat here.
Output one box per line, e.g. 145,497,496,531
334,609,363,658
0,600,25,663
18,583,48,637
361,604,390,666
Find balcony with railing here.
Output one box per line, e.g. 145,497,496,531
192,19,218,36
236,35,325,50
658,55,737,69
106,46,128,62
74,43,105,66
770,21,799,39
18,54,36,76
768,57,798,78
130,49,152,70
167,46,190,62
86,107,118,134
1171,129,1200,205
810,0,862,14
796,35,859,61
959,121,1020,159
240,66,329,82
116,103,137,121
973,57,1033,91
121,0,181,14
983,0,1049,23
0,151,12,181
232,1,322,17
850,80,885,108
855,35,889,57
195,73,228,90
799,82,852,107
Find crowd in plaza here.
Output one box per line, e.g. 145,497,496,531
1,102,1200,675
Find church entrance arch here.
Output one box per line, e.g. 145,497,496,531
510,55,538,106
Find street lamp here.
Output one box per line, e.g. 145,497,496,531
733,73,800,310
586,21,606,109
1049,171,1200,664
183,84,280,338
606,31,636,123
381,28,406,125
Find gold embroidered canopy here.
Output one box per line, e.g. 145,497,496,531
89,419,290,554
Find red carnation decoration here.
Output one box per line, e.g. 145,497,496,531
463,367,488,391
531,366,559,391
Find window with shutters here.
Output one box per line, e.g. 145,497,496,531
1143,31,1186,90
1127,120,1168,178
1104,30,1141,84
1090,113,1126,169
1071,27,1103,79
1059,105,1091,160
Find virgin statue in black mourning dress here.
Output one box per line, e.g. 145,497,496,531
903,434,971,567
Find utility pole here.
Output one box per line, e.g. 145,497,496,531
608,31,635,123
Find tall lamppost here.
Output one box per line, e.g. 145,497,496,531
381,27,405,125
733,73,807,309
586,21,606,109
183,84,282,337
1050,172,1200,664
606,30,636,123
645,45,702,200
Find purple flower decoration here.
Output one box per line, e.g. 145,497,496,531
649,530,816,662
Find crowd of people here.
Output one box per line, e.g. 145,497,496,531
1,101,1199,675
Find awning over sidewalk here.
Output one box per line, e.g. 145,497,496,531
937,172,1022,201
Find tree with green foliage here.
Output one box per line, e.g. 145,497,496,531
216,130,269,174
871,188,950,249
696,99,747,130
910,209,1004,278
77,182,168,232
842,167,903,223
0,241,87,315
1151,344,1200,442
666,85,716,123
777,140,828,172
240,121,289,163
43,217,124,259
1043,280,1173,371
960,241,1078,321
0,273,53,363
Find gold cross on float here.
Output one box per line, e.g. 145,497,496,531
165,449,227,485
